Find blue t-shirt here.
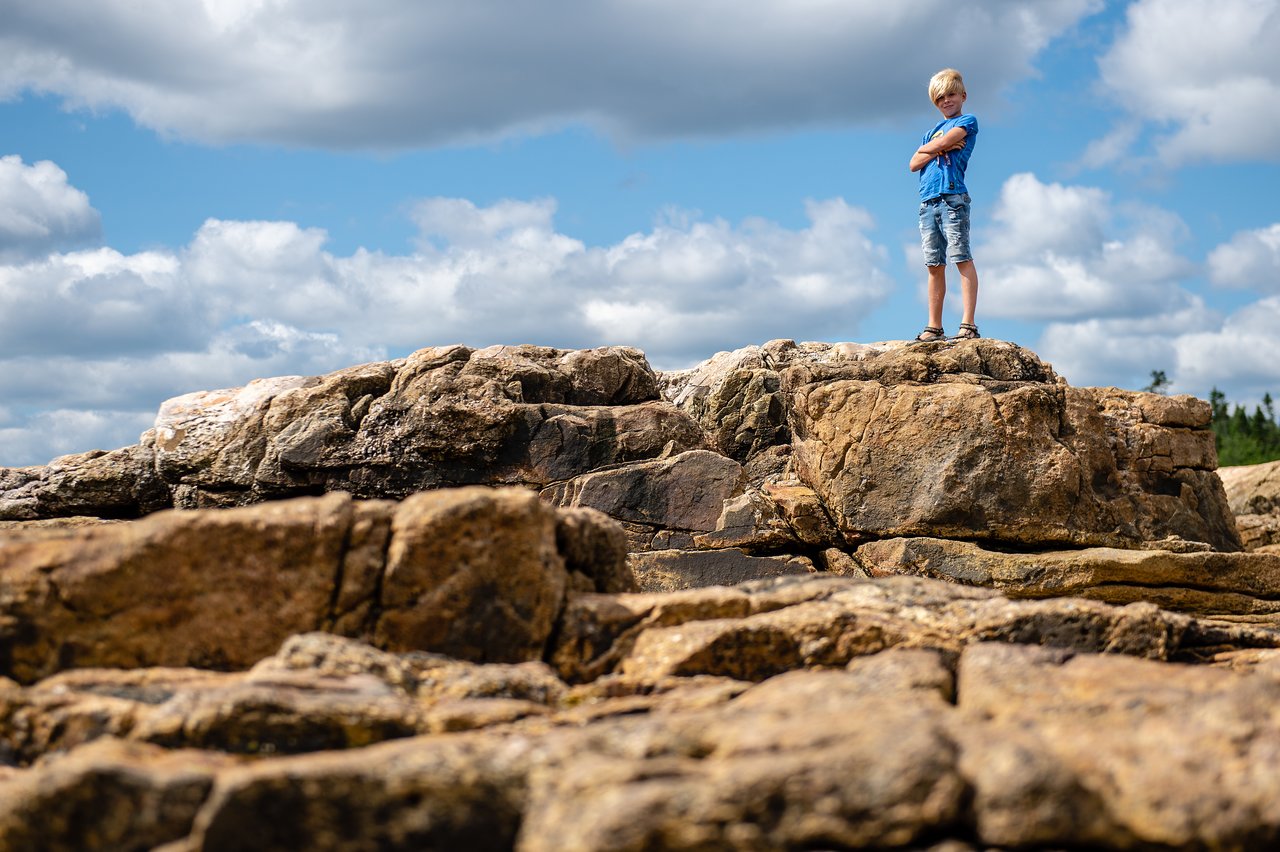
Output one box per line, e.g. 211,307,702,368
918,113,978,201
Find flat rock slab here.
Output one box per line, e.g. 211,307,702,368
628,548,814,592
550,574,1280,684
857,536,1280,623
9,643,1280,850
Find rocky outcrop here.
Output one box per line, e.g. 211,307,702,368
0,344,701,519
6,336,1280,848
5,609,1280,850
1220,459,1280,552
1,339,1240,561
785,343,1235,551
0,488,627,684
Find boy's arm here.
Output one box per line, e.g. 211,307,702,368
908,126,968,172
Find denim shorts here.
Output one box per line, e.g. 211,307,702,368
919,193,972,266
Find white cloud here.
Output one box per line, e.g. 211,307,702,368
1173,297,1280,392
977,173,1197,321
0,0,1100,147
1035,301,1212,390
1098,0,1280,164
0,161,893,465
0,155,100,259
0,409,156,468
1208,223,1280,290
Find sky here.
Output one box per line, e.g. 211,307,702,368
2,0,1280,467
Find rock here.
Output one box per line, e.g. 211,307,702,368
661,343,789,462
550,575,1280,685
372,487,570,662
0,493,360,683
1219,459,1280,515
0,445,170,521
541,449,742,534
0,487,631,683
1,345,701,518
0,738,229,852
1236,513,1280,551
954,642,1280,848
857,537,1280,623
628,548,814,592
553,506,637,593
0,633,568,765
7,587,1280,848
786,340,1240,551
176,732,528,852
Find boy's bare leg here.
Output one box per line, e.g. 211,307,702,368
956,259,978,327
926,264,947,333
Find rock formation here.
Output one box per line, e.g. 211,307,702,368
4,337,1280,849
1220,458,1280,553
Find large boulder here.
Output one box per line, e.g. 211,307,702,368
0,487,629,683
785,339,1239,551
0,344,702,517
0,445,169,521
1219,459,1280,515
10,636,1280,850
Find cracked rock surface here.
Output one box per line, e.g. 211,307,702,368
5,338,1280,849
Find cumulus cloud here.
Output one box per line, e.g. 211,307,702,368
1097,0,1280,164
0,155,100,259
1173,297,1280,393
977,172,1198,321
0,180,892,466
1208,223,1280,290
1034,301,1213,390
0,0,1100,147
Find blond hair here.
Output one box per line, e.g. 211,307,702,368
928,69,966,104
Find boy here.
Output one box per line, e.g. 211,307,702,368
909,68,980,342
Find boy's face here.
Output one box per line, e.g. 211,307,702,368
934,90,965,119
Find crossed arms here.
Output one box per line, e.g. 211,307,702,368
909,126,967,172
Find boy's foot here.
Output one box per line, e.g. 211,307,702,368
911,326,945,343
949,323,980,340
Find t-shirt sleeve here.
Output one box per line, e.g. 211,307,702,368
956,114,977,138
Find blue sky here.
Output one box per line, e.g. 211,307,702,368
2,0,1280,466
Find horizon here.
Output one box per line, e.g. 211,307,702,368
2,0,1280,466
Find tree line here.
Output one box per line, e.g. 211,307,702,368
1145,370,1280,467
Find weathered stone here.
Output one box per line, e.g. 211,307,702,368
0,487,631,683
786,340,1240,551
857,536,1280,623
0,493,359,683
629,548,814,593
662,345,788,461
1218,459,1280,515
1,344,703,518
551,575,1280,684
518,684,964,852
761,479,839,546
0,633,571,765
0,738,229,852
541,450,742,533
0,444,170,521
373,487,569,662
183,733,527,852
152,375,319,495
691,488,800,550
954,642,1280,848
1237,513,1280,551
553,506,636,593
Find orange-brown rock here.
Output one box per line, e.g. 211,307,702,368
0,488,628,683
785,340,1239,551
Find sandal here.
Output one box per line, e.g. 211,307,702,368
950,323,980,340
911,326,945,343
